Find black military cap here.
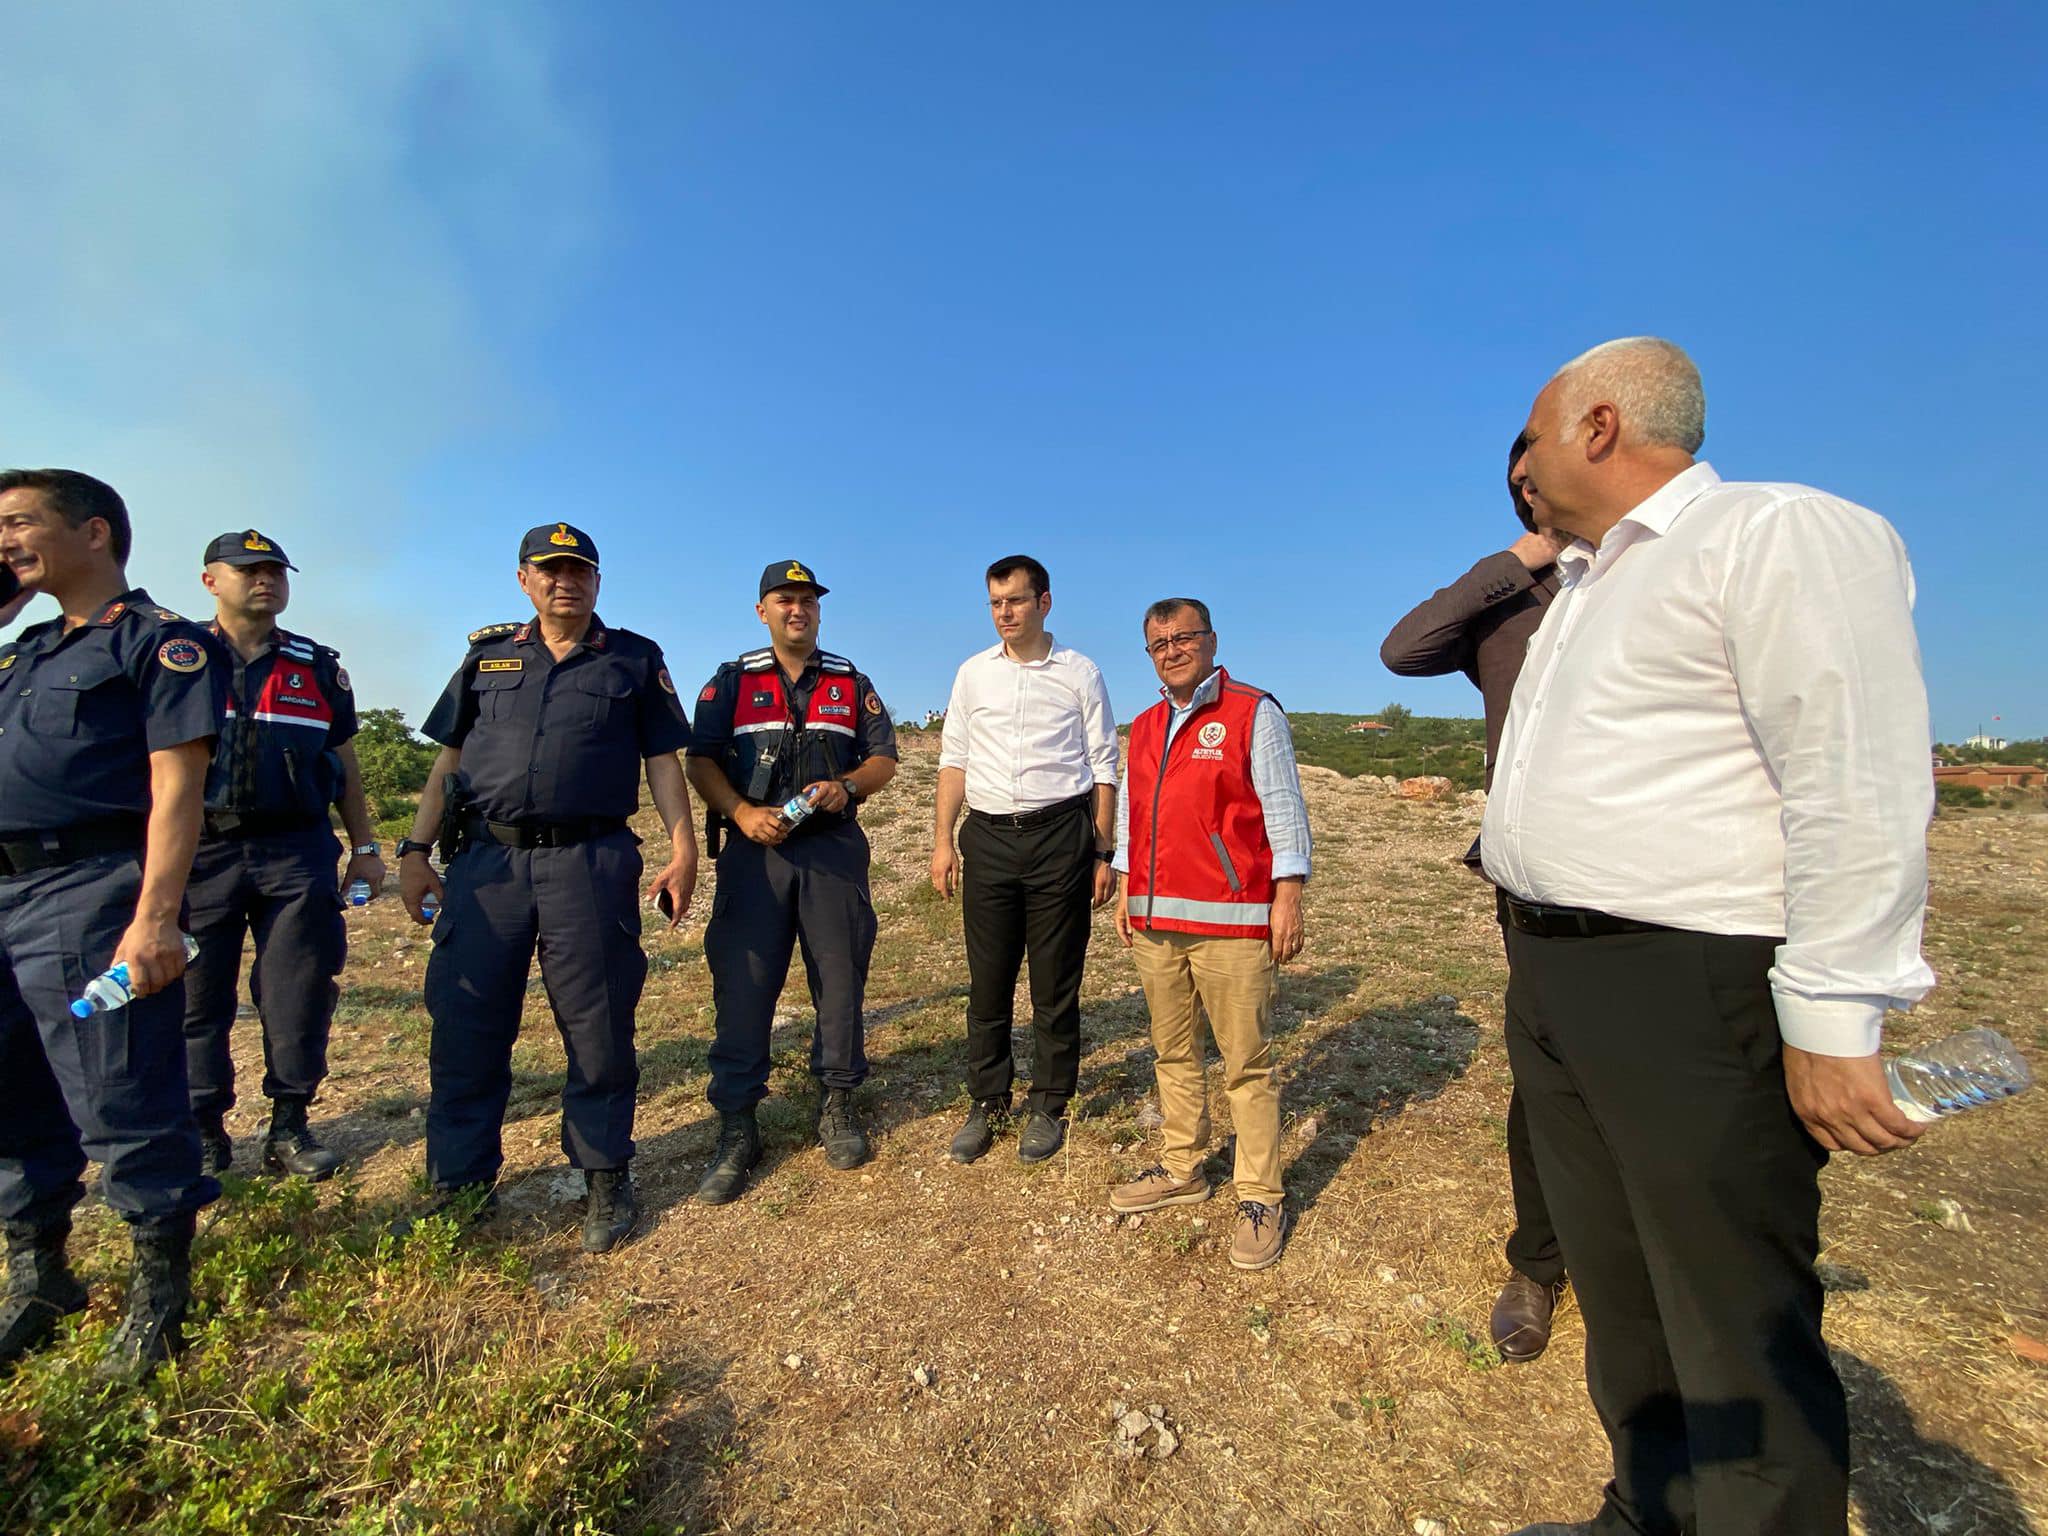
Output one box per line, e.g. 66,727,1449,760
520,522,600,569
204,529,298,569
759,558,828,598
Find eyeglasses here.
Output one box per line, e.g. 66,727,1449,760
1144,629,1212,657
988,596,1041,613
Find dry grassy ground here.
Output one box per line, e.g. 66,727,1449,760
19,733,2048,1534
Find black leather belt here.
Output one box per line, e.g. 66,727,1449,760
469,815,628,849
1501,893,1670,939
0,813,147,878
204,810,328,839
968,793,1091,830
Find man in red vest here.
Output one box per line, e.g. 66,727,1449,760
1110,599,1311,1270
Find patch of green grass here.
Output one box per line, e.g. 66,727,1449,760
1910,1199,1946,1224
1424,1313,1501,1372
0,1177,661,1535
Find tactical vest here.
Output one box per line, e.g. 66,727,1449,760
722,648,865,822
1124,669,1276,939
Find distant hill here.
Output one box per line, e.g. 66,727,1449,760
1288,710,1485,789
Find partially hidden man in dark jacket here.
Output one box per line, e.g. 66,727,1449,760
1378,435,1570,1363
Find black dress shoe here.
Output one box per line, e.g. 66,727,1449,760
1015,1111,1066,1165
1490,1272,1568,1361
948,1099,1011,1164
582,1167,638,1254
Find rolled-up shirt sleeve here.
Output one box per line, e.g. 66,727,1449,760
1723,496,1936,1056
1079,662,1119,786
1250,698,1312,881
937,664,970,774
1112,771,1132,874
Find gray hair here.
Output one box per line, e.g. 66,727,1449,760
1143,596,1211,633
1548,336,1705,454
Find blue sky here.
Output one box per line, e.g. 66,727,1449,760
4,4,2042,742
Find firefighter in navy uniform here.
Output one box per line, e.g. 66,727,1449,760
183,529,386,1181
685,560,898,1205
0,469,224,1379
395,523,698,1253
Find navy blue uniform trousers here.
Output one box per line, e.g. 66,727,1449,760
422,831,645,1189
706,822,876,1112
0,853,217,1225
182,825,346,1117
1505,923,1844,1536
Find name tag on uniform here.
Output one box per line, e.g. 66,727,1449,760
478,658,523,674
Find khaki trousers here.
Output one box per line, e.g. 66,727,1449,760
1129,930,1282,1206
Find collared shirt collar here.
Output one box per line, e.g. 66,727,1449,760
985,632,1064,668
1161,666,1224,715
23,586,147,649
514,613,608,651
1557,462,1721,582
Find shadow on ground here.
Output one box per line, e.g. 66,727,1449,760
1843,1348,2039,1535
1280,992,1478,1213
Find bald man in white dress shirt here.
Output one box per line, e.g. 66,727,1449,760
1487,338,1934,1536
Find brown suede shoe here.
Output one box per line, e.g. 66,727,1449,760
1109,1165,1211,1214
1490,1272,1568,1361
1228,1200,1290,1271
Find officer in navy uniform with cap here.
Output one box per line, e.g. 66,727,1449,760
0,469,224,1379
395,522,698,1253
183,529,386,1182
685,560,898,1205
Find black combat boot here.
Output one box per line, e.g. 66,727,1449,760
694,1110,760,1205
197,1114,233,1178
263,1098,342,1182
816,1088,869,1171
948,1098,1011,1164
96,1212,196,1382
0,1217,89,1371
582,1167,639,1254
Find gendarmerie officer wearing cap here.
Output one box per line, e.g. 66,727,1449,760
0,469,225,1379
396,523,697,1253
684,560,898,1204
183,529,384,1182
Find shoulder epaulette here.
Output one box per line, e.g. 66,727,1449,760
737,647,776,671
468,622,521,648
279,631,317,663
817,650,855,675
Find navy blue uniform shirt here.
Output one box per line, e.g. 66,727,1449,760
687,647,897,833
0,589,226,835
204,626,359,820
422,614,692,822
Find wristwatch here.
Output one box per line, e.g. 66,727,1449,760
840,777,861,804
1095,848,1116,865
396,838,434,860
351,842,380,858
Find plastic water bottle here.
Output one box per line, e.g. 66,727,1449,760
347,879,372,906
419,893,439,924
70,934,202,1018
780,786,820,826
1886,1028,2034,1123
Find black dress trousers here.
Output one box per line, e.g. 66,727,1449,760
958,796,1095,1117
1504,921,1846,1536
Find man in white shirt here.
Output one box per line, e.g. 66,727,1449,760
932,556,1118,1165
1486,338,1933,1536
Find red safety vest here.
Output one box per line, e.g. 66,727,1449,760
1125,669,1274,939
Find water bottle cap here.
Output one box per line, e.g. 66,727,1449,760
69,998,93,1019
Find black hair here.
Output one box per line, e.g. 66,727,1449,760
0,468,133,564
1507,432,1536,534
1142,596,1211,633
985,554,1050,598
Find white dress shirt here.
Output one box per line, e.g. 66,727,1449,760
1481,462,1935,1058
938,636,1119,814
1112,669,1313,881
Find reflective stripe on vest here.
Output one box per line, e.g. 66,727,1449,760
1127,893,1273,926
